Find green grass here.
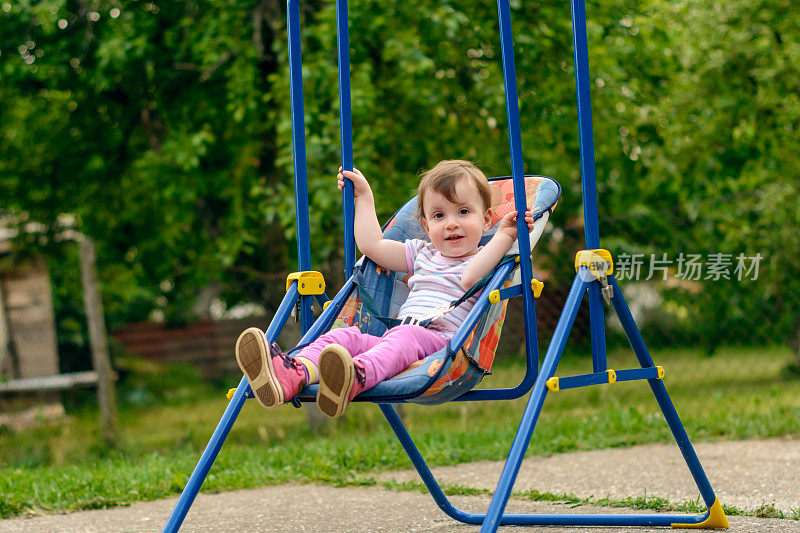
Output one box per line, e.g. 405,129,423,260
1,344,799,518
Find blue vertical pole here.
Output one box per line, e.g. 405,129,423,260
569,0,606,371
570,0,600,248
588,283,606,371
496,0,539,380
287,0,314,332
336,0,356,277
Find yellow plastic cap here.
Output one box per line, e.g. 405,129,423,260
489,290,501,304
574,249,614,276
286,271,325,295
671,498,728,529
531,279,544,298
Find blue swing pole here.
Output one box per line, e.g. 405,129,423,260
288,0,315,333
336,0,357,277
566,3,721,523
496,0,539,384
570,0,607,372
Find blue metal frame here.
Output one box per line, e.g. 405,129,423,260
288,0,315,333
337,0,357,277
162,0,724,529
553,366,660,390
381,276,717,531
163,284,299,531
569,0,607,374
496,0,539,389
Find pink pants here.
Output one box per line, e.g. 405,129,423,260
296,325,449,390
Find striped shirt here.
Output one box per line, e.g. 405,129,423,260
397,239,480,338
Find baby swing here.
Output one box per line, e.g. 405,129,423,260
163,0,728,530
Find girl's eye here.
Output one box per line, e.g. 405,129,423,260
432,212,444,219
459,208,470,215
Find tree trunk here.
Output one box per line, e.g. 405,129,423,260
0,279,19,380
79,236,119,446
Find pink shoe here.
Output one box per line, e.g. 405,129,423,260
235,327,306,409
317,344,366,419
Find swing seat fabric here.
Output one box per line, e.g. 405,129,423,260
295,175,560,405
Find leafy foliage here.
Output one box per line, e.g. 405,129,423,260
1,0,798,361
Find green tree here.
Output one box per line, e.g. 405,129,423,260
2,0,798,371
593,0,800,361
1,1,289,328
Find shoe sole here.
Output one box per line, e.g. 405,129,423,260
317,344,354,419
235,327,283,409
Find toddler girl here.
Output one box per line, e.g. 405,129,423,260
235,160,532,418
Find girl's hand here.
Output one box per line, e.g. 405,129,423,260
337,167,372,199
497,207,534,240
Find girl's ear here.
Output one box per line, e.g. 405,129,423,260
482,208,493,232
421,217,429,233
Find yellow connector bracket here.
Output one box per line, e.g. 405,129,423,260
488,290,502,304
226,388,237,401
671,498,729,529
606,369,617,384
286,271,325,295
657,365,665,379
575,249,614,277
546,377,560,392
531,279,544,298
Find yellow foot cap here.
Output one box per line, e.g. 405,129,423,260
672,498,728,529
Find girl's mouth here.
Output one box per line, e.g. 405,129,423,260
445,235,463,241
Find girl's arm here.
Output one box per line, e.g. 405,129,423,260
461,208,534,289
339,168,409,272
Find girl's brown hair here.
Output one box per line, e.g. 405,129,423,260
415,160,491,221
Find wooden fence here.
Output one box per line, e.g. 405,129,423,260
112,287,585,380
112,317,301,379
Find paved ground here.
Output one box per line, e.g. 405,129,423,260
1,438,798,532
376,438,800,514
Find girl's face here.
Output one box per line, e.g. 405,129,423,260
421,179,492,258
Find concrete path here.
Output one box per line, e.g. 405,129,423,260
1,438,798,532
377,438,800,515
